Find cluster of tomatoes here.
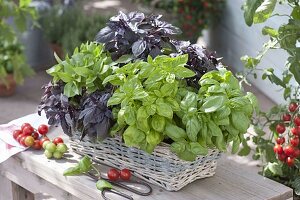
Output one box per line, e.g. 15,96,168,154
13,123,49,149
274,102,300,167
107,168,131,181
12,122,68,159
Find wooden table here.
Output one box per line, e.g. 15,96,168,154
0,114,294,200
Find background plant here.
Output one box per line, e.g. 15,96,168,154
133,0,226,42
241,0,300,197
0,0,36,85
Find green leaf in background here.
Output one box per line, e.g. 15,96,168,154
293,176,300,195
201,96,225,113
292,6,300,20
253,0,277,24
243,0,264,26
238,139,251,156
265,162,283,176
231,136,240,154
96,180,113,191
290,61,300,85
262,26,278,37
241,55,260,69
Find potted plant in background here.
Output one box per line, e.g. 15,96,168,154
0,0,36,96
39,3,109,58
38,11,257,191
241,0,300,198
134,0,226,42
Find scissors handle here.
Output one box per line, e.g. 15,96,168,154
101,188,133,200
112,180,152,196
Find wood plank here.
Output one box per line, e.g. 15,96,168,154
0,174,13,200
11,182,35,200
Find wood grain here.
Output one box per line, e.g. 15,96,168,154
11,182,34,200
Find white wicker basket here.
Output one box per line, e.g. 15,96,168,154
70,133,221,191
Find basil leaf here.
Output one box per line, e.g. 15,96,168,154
156,102,173,119
78,156,93,173
146,130,163,146
151,115,166,132
253,0,277,24
190,142,208,155
186,116,200,142
124,105,136,126
136,106,150,132
96,180,113,191
180,92,197,110
165,122,187,141
63,165,82,176
201,96,225,113
123,126,146,147
231,111,250,133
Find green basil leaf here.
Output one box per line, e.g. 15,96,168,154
231,111,250,133
174,66,196,78
151,115,166,132
74,67,92,77
208,121,222,137
78,155,93,172
124,105,136,126
160,82,175,97
146,104,156,115
231,136,240,154
63,165,82,176
165,97,180,111
201,96,225,113
180,92,197,110
165,122,187,141
145,69,164,85
64,82,79,97
56,72,73,82
96,180,113,191
199,78,220,86
107,92,126,106
213,136,226,151
123,126,146,147
133,89,148,100
186,116,200,142
156,102,173,119
243,0,264,26
136,106,150,132
170,141,186,154
190,142,208,155
146,130,163,146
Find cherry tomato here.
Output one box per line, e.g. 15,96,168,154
276,137,285,145
120,169,131,181
291,137,300,147
294,149,300,158
24,136,34,147
53,137,64,145
20,136,27,147
21,123,31,131
32,140,42,150
38,124,49,135
287,157,295,167
294,116,300,126
274,144,283,154
40,137,50,146
289,102,298,112
16,134,24,143
23,126,34,136
276,123,286,134
291,127,299,136
13,130,22,140
282,113,291,121
107,168,120,181
284,145,295,157
278,153,287,161
32,131,39,140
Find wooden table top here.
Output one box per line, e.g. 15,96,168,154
0,114,293,200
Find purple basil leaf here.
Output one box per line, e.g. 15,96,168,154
128,12,145,23
132,39,146,57
96,27,115,43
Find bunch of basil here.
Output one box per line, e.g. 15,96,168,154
39,11,257,161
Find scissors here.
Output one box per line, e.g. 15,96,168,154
85,171,152,200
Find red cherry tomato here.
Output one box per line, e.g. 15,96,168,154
276,123,286,134
107,168,120,181
276,137,285,145
287,157,295,167
289,102,298,112
21,123,31,131
53,137,64,145
13,130,22,140
294,116,300,126
39,137,50,146
32,140,42,150
38,124,49,135
120,169,131,181
284,145,295,157
23,126,34,136
274,144,283,154
278,153,287,161
291,127,299,136
32,131,39,140
282,113,291,121
291,137,300,147
20,136,27,147
294,149,300,158
16,134,24,143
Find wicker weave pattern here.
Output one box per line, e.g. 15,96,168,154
70,134,221,191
